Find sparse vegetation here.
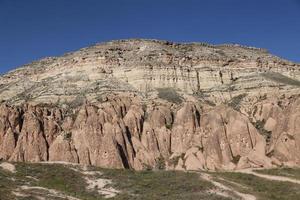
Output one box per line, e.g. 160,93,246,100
157,88,183,104
214,171,300,200
154,155,166,170
68,95,86,109
2,162,300,200
141,163,153,171
193,91,216,107
1,163,99,200
62,131,72,140
232,155,241,164
255,168,300,180
100,168,221,200
165,123,172,130
253,119,272,143
0,162,230,200
227,93,247,111
261,72,300,87
168,153,185,166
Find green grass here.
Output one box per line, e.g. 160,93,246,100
214,172,300,200
5,162,300,200
15,163,100,199
0,169,16,200
0,162,230,200
255,168,300,180
99,168,226,200
0,163,300,200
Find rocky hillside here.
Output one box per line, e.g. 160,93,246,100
0,39,299,171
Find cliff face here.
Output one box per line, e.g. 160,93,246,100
0,39,299,170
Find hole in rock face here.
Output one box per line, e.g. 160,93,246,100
285,138,288,142
103,151,109,159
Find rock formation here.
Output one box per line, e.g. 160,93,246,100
0,39,299,171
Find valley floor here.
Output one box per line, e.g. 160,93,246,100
1,162,300,200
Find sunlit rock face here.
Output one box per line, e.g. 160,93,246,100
0,39,299,170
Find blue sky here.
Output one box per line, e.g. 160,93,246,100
0,0,300,74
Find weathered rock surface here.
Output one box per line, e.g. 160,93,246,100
0,39,299,171
0,94,299,171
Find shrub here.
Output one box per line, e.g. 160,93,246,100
253,119,272,144
165,123,172,130
228,93,247,111
155,155,166,170
168,153,185,166
63,131,72,141
232,155,241,164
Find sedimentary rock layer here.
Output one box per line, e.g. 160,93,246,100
0,39,299,170
0,94,299,170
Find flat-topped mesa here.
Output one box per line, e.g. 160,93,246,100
0,39,299,106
